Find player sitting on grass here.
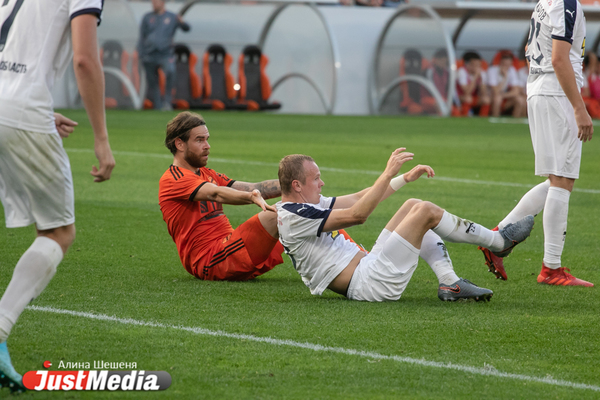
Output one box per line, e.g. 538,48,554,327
159,112,283,280
276,150,534,302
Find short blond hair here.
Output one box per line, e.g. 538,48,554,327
278,154,314,195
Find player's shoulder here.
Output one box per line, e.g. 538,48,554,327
160,165,196,184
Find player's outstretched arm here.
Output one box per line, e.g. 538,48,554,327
71,14,116,182
231,179,281,199
323,149,412,231
333,164,434,210
194,183,275,212
553,39,593,142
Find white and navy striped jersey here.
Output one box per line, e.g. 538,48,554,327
276,195,361,296
0,0,103,134
526,0,586,97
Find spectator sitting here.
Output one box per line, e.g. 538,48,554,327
457,51,491,117
488,50,527,118
426,48,450,102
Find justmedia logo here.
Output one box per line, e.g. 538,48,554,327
22,370,171,391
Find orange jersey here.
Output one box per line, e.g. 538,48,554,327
159,165,235,274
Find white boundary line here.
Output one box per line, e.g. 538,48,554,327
27,305,600,392
489,117,600,126
66,148,600,194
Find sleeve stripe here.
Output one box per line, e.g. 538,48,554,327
189,182,207,201
70,8,102,26
174,166,183,179
227,180,236,187
169,166,179,181
563,0,577,41
329,197,336,209
316,209,332,237
551,34,573,44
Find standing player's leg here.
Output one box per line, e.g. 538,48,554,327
0,127,76,392
478,179,550,280
529,96,592,286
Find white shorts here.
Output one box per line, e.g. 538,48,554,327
527,95,582,179
346,230,419,302
0,124,75,229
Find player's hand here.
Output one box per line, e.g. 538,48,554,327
251,189,276,212
54,113,78,138
404,164,435,182
91,140,116,182
575,107,593,142
385,148,414,178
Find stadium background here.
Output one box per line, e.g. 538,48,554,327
2,0,600,398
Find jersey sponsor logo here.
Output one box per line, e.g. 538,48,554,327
22,370,171,391
296,205,307,213
0,60,27,73
465,222,476,234
566,9,574,18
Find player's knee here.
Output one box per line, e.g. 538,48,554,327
412,201,441,224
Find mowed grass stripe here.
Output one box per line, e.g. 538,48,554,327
65,148,600,194
27,305,600,393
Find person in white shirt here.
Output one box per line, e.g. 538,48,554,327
478,0,594,287
0,0,115,392
488,51,527,117
457,51,491,116
276,150,534,302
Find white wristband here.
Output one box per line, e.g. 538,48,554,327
390,174,406,191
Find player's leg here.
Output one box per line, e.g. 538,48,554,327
161,56,175,111
143,61,161,109
202,213,283,281
491,93,503,117
529,96,592,286
0,127,75,392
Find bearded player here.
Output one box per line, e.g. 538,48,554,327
159,112,283,280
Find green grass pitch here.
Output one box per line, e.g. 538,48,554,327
1,110,599,399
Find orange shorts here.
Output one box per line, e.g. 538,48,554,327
193,214,283,281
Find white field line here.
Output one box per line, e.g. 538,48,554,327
27,305,600,392
489,117,600,126
65,148,600,194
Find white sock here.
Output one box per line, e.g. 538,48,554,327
432,210,503,250
543,187,570,269
0,237,63,342
420,230,459,285
499,180,549,230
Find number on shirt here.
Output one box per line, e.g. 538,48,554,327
0,0,24,53
527,18,544,65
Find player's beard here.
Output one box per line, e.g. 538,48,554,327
184,148,208,169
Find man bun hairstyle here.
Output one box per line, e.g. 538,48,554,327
279,154,314,195
165,111,206,155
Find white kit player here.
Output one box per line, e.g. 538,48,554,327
0,0,115,392
478,0,594,286
276,151,534,303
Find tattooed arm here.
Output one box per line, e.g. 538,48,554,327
230,179,281,199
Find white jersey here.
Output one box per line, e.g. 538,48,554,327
488,65,521,91
526,0,585,98
0,0,102,134
277,196,361,296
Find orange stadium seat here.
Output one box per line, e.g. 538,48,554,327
202,44,242,110
237,45,281,111
101,40,136,109
171,44,210,110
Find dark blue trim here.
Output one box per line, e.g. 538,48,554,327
70,8,102,26
563,0,577,43
551,34,573,44
316,209,332,237
329,197,336,209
